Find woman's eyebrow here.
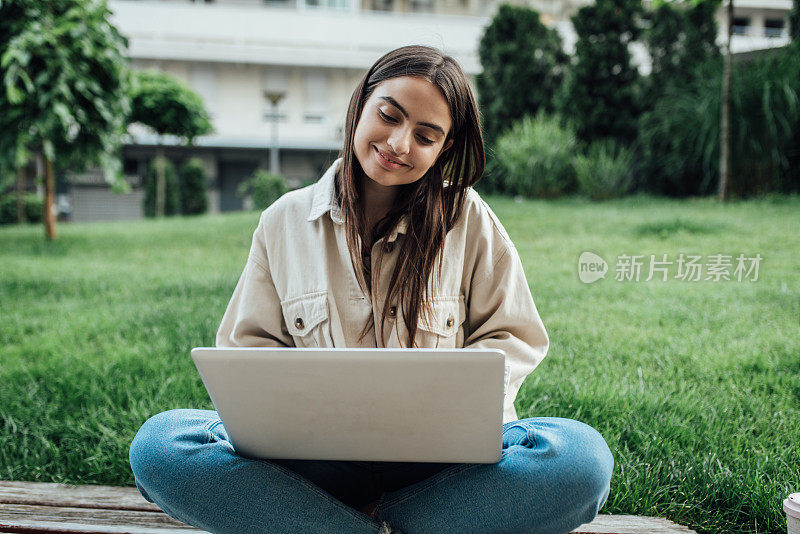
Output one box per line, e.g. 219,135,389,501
378,96,446,136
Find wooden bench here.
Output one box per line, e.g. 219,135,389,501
0,481,697,533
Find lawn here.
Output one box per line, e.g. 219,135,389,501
1,194,798,534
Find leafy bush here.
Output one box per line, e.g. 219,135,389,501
575,140,635,200
237,170,288,210
0,193,16,224
731,46,800,195
637,46,800,197
474,152,505,195
493,113,577,198
179,158,208,215
636,61,719,197
143,157,180,217
0,193,43,225
24,193,42,223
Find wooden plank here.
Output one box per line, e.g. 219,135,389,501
0,519,197,534
0,507,697,534
571,514,697,533
0,504,203,533
0,482,160,512
0,506,697,534
0,481,697,534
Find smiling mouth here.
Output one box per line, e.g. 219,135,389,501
374,146,407,166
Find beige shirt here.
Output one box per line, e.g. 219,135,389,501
216,158,549,423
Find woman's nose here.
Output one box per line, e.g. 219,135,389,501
387,128,411,155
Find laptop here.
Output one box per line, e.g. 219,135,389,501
191,347,506,463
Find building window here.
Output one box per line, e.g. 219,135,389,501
304,70,328,124
190,64,218,121
409,0,433,12
764,18,785,37
304,0,350,8
369,0,394,11
123,158,137,174
732,17,750,36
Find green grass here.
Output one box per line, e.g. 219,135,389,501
1,195,798,534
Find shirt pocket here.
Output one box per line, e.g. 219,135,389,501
280,291,333,348
413,295,466,349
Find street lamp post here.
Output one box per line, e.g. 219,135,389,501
264,90,285,176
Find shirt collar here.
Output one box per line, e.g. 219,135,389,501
308,158,343,224
307,157,409,243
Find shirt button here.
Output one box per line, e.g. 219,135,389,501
295,317,304,329
446,316,455,328
384,242,394,253
388,306,397,317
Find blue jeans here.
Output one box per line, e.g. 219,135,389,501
129,409,613,534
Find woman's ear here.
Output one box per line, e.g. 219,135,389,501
440,138,454,155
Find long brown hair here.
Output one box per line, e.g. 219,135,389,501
337,45,485,347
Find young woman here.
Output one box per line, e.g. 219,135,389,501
129,45,613,534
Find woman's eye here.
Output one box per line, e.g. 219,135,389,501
378,109,434,145
378,110,397,123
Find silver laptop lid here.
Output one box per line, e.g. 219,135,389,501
191,347,505,463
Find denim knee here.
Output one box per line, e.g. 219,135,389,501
512,417,614,513
563,419,614,506
129,409,195,496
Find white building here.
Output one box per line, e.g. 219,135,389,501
64,0,793,221
68,0,500,220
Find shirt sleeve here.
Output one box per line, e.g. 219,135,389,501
463,242,549,423
215,213,294,348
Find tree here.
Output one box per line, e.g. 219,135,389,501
128,70,213,218
477,4,567,148
559,0,643,144
0,0,131,239
179,158,208,215
641,0,720,110
719,0,733,201
790,0,800,192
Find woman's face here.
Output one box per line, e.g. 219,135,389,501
353,76,454,188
